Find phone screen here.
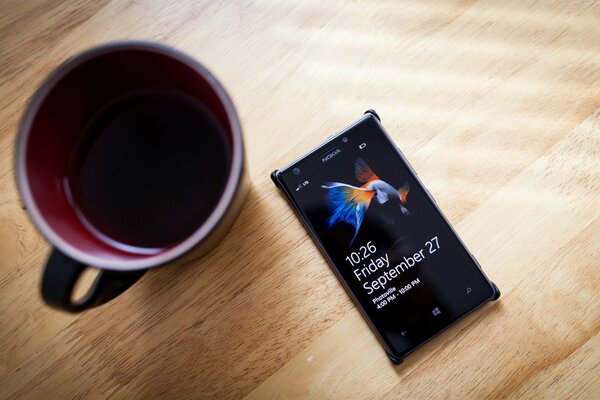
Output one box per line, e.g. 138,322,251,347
277,115,495,358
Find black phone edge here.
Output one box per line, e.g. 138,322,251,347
270,110,500,365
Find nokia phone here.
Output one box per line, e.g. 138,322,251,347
271,110,500,363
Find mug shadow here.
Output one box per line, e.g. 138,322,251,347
140,183,262,304
120,182,297,397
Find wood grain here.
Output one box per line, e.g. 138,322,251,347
1,0,598,399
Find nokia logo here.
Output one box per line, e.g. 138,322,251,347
321,148,341,163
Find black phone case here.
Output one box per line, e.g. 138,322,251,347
271,110,500,364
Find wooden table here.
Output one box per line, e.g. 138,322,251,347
1,1,599,398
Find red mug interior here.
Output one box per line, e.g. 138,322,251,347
17,43,240,269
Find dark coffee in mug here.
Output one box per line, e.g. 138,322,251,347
69,89,230,250
16,42,248,313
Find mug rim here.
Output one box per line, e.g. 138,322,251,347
15,41,245,271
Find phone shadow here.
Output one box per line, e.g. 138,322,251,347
390,298,505,378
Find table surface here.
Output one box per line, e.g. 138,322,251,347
1,1,599,399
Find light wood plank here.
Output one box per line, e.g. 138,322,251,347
1,0,598,398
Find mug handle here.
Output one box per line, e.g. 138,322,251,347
41,249,146,313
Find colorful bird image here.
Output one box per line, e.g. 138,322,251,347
321,158,410,245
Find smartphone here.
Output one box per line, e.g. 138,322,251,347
271,110,500,363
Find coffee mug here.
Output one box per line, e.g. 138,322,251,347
15,42,248,312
